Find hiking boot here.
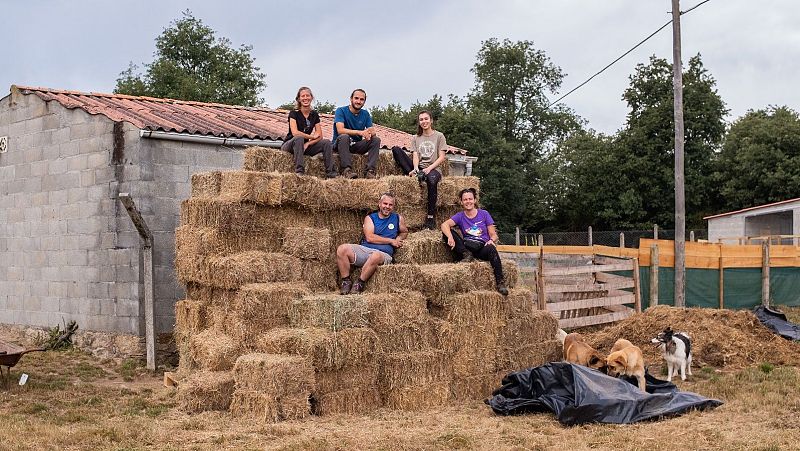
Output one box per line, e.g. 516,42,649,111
325,172,339,179
295,168,305,175
350,279,365,294
461,252,474,263
496,282,509,296
423,217,435,230
342,167,357,179
339,278,352,295
365,169,378,179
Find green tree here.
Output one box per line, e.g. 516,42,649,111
716,106,800,211
115,10,266,106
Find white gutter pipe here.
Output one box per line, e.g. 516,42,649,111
139,129,283,148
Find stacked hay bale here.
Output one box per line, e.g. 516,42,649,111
174,146,559,418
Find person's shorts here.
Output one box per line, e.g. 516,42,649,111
349,244,393,266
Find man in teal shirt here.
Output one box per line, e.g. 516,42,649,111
333,89,381,179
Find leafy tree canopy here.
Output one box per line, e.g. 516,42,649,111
115,10,266,106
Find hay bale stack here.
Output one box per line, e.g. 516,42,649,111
313,388,383,415
436,176,481,206
176,225,284,259
191,171,222,198
363,264,423,294
392,229,452,264
428,290,507,325
300,260,337,292
380,350,452,390
176,370,235,413
188,329,242,371
231,391,311,422
225,282,310,344
450,373,502,401
243,146,296,174
230,354,314,421
418,263,477,301
184,283,238,305
218,171,283,205
175,298,210,338
256,327,379,371
439,321,503,378
314,366,378,394
383,382,451,411
470,259,520,290
497,339,562,374
197,251,303,290
288,294,369,330
364,292,439,351
282,227,331,260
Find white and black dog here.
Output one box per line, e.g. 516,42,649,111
651,326,693,381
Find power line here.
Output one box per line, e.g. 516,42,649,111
547,0,712,109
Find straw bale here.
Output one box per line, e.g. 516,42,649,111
470,259,519,291
314,366,378,394
223,283,308,343
280,173,329,209
176,370,235,413
233,353,315,393
350,150,403,178
364,264,423,294
364,291,428,327
243,146,295,173
428,290,506,325
231,390,311,422
500,310,560,346
218,171,283,206
300,260,337,292
256,327,379,371
313,207,365,232
374,320,440,352
313,387,382,415
175,299,210,339
190,171,222,198
436,176,481,207
176,225,286,261
450,372,502,401
505,288,536,316
395,204,429,230
452,345,498,377
392,229,452,265
181,198,317,234
383,381,450,411
418,263,477,301
288,294,369,330
379,350,452,389
201,251,303,289
184,284,238,306
282,227,331,260
496,339,563,373
188,329,241,371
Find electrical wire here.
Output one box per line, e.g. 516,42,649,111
547,0,713,109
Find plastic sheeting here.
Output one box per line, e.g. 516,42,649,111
486,363,722,425
754,305,800,341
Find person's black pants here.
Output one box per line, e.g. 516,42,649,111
443,230,504,285
392,146,441,217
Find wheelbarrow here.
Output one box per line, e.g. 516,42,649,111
0,340,45,389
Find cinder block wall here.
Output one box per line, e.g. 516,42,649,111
0,92,244,336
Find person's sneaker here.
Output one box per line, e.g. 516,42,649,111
423,217,435,230
339,278,352,295
461,252,474,263
365,169,378,179
350,280,365,294
342,167,357,179
496,282,509,296
295,168,305,175
325,172,339,179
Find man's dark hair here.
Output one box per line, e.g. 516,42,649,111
351,89,367,99
459,187,477,200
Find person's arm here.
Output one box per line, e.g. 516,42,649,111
289,115,315,141
441,218,458,249
486,224,500,247
398,215,409,241
363,215,404,247
304,123,322,149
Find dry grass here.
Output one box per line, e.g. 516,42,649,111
1,345,799,450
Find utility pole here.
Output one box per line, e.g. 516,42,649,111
672,0,686,307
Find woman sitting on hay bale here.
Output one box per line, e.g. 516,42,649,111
391,110,448,230
440,188,508,296
336,192,409,294
280,86,338,178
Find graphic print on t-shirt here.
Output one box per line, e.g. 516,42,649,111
466,221,483,238
417,140,435,160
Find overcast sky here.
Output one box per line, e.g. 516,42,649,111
3,0,799,134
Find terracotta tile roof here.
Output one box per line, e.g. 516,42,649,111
13,85,468,154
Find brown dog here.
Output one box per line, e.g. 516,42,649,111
605,338,646,391
562,332,606,371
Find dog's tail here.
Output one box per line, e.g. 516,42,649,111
555,328,567,345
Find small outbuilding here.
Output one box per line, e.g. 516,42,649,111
0,85,476,350
705,198,800,244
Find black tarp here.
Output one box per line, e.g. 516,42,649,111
486,362,722,425
753,305,800,341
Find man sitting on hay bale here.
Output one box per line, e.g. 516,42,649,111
441,187,509,296
336,192,409,294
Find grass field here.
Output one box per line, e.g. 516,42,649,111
1,345,799,451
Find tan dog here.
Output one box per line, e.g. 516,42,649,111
562,332,606,371
605,338,646,391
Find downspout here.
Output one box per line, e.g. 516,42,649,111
139,129,283,148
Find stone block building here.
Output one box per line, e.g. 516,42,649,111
0,85,476,345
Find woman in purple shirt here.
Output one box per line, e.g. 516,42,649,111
440,188,508,295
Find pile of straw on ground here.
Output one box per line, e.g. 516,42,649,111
392,229,452,265
176,370,235,413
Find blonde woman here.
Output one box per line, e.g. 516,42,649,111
282,87,337,178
